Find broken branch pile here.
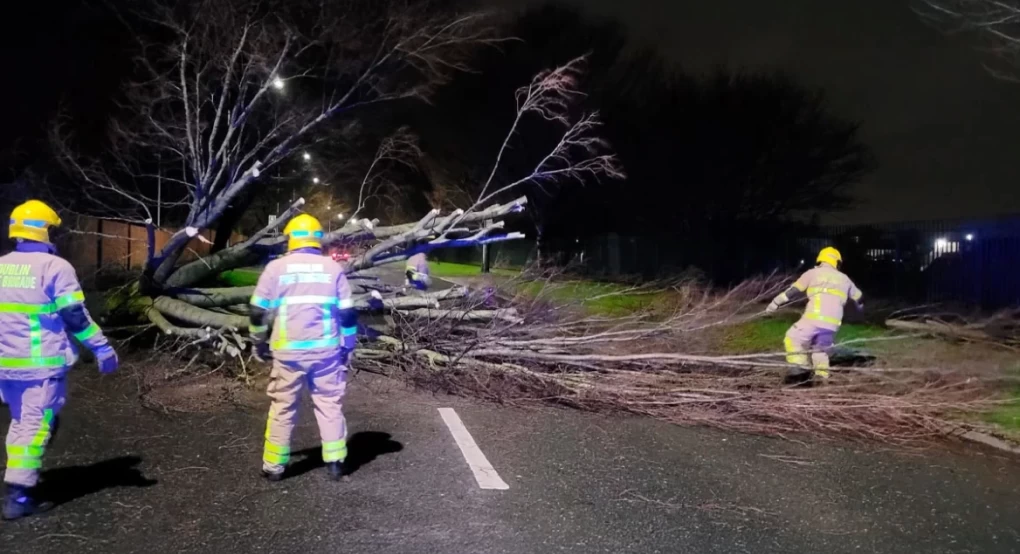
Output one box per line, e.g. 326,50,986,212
354,270,1004,444
886,309,1020,349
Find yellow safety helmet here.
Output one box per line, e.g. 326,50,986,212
9,200,62,244
282,214,324,251
816,246,842,269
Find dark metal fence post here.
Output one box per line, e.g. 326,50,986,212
481,219,492,273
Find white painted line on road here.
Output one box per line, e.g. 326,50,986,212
437,407,509,490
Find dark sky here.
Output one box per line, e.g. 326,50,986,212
493,0,1020,224
4,0,1020,224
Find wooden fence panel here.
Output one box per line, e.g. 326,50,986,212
100,221,131,269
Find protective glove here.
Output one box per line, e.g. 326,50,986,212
765,301,779,314
253,341,271,363
95,345,119,374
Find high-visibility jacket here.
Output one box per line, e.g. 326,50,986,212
774,264,863,331
0,250,108,380
405,253,431,290
250,251,356,363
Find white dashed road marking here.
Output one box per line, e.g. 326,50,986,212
438,407,509,490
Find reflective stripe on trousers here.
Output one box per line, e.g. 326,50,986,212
784,323,835,373
262,357,348,474
2,377,66,487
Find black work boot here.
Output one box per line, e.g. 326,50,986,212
2,484,52,521
261,469,284,482
325,461,346,482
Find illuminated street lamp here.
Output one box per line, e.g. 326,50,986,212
302,152,311,161
313,177,321,184
965,233,974,241
337,213,345,220
272,77,285,90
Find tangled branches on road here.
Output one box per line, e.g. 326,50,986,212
353,269,1004,445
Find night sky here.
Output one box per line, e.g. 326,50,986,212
4,0,1020,224
493,0,1020,224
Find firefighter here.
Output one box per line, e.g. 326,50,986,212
249,214,357,482
405,252,431,291
0,200,118,520
766,247,863,383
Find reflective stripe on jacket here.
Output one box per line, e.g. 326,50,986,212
250,252,354,362
789,265,863,330
0,251,93,378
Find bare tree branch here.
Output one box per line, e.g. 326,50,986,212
51,0,498,285
915,0,1020,78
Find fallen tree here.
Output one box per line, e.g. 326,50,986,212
52,1,1012,447
50,0,623,352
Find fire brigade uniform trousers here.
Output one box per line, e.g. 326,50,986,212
1,377,66,487
263,357,348,474
783,320,836,372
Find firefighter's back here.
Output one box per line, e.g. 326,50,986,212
798,265,855,330
261,251,349,363
0,251,76,378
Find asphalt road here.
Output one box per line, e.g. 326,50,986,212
1,366,1019,554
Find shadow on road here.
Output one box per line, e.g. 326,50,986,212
288,431,403,478
35,455,158,506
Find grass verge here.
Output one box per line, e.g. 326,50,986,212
219,268,262,287
983,374,1020,434
430,262,518,278
517,280,668,317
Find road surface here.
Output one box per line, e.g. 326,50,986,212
1,366,1019,554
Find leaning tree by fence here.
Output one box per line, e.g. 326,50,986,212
49,0,623,352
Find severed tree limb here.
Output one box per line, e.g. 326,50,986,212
352,287,469,310
166,285,470,312
371,335,539,375
162,196,528,290
331,196,528,245
167,199,305,288
450,348,791,370
886,318,1019,348
346,200,528,272
396,308,523,324
171,287,256,308
144,307,214,339
151,296,248,330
